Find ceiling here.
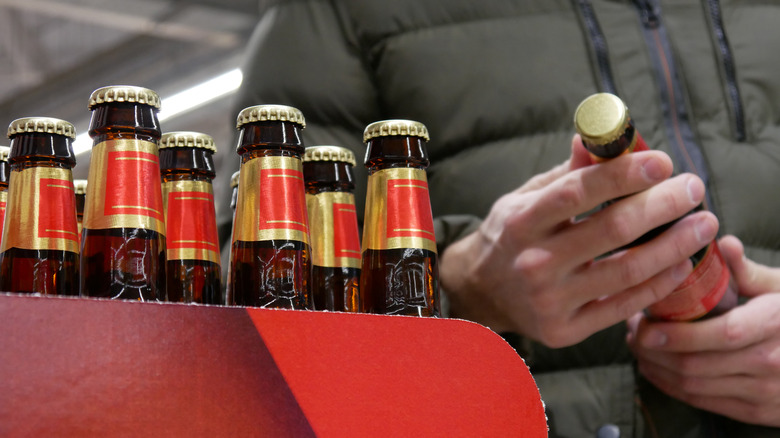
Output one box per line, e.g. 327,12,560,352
0,0,262,207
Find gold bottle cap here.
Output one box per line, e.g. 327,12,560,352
88,85,161,110
363,119,430,143
74,179,88,195
235,104,306,129
230,170,240,188
303,145,356,167
159,131,217,153
7,117,76,139
573,93,630,146
0,146,10,161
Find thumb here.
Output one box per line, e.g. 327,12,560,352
719,235,780,297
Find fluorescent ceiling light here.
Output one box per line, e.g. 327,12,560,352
73,68,243,156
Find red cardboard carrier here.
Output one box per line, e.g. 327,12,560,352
0,293,547,437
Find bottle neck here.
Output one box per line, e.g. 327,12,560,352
0,161,9,184
236,121,304,158
9,134,76,169
303,161,355,194
582,122,641,160
88,102,161,144
364,136,429,173
159,148,216,179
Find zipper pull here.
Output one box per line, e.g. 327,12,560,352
635,0,660,28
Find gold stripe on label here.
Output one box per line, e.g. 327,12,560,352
362,167,437,253
307,192,361,268
83,139,165,233
1,167,79,253
167,248,220,264
233,156,310,245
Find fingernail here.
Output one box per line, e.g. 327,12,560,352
641,158,665,182
694,217,717,244
644,330,667,347
687,177,704,205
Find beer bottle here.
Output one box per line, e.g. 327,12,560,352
160,131,222,305
0,117,79,295
0,146,10,248
228,104,311,309
574,92,737,321
303,145,361,312
574,92,649,161
360,119,440,317
80,85,166,301
74,179,87,240
223,169,240,304
230,170,240,215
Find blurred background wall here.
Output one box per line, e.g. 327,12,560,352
0,0,261,214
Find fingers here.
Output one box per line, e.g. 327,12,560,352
564,209,716,307
719,235,780,297
548,174,709,272
631,294,780,352
635,353,780,426
571,259,693,337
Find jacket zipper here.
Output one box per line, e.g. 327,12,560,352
575,0,618,94
705,0,746,142
633,0,716,213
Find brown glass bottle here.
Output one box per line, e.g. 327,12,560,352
360,120,440,317
224,169,240,304
160,131,222,304
227,105,311,309
304,145,361,312
574,92,737,321
74,179,87,241
0,117,79,295
0,146,10,249
80,85,166,301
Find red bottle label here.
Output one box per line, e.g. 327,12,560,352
363,168,437,252
105,150,163,221
162,181,220,264
0,168,79,253
647,243,731,321
258,167,308,234
306,191,360,268
38,178,79,242
333,202,361,263
83,139,165,234
233,156,309,244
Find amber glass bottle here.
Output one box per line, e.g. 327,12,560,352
574,92,737,321
304,145,361,312
227,105,311,309
360,119,440,317
0,146,10,248
160,131,222,304
0,117,79,295
574,92,649,161
80,85,166,301
223,169,240,303
74,179,87,241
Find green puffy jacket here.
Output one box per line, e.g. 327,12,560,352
217,0,780,436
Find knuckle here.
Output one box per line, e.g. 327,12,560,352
617,255,647,286
554,178,586,211
723,313,747,348
603,212,635,245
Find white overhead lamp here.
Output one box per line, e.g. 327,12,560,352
72,68,243,156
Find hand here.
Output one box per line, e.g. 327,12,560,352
440,134,718,347
628,235,780,426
